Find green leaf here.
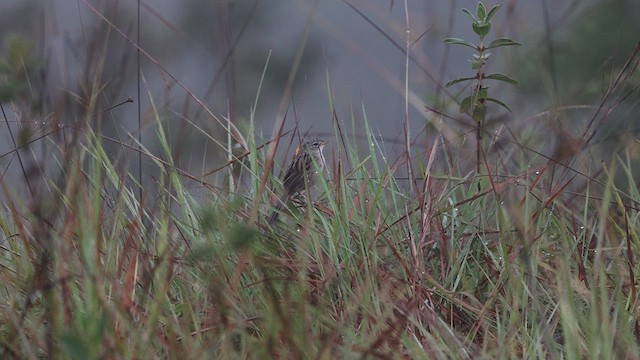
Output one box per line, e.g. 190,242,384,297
444,38,477,49
471,58,485,69
472,104,487,122
486,97,512,112
445,76,477,87
476,2,487,20
472,22,491,37
486,38,521,49
476,87,488,99
486,4,502,22
485,73,519,86
460,96,473,113
461,8,478,22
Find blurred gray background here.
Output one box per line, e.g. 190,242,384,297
1,0,639,191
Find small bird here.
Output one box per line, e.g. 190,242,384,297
268,138,327,224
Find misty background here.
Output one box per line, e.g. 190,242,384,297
1,0,639,195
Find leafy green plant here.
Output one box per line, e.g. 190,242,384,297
444,2,520,120
444,2,520,174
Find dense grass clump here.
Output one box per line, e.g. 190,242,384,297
2,106,640,358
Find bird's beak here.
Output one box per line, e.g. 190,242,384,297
319,139,328,148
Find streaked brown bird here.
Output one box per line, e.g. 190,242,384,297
268,139,327,224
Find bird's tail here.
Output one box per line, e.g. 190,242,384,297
268,193,289,225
